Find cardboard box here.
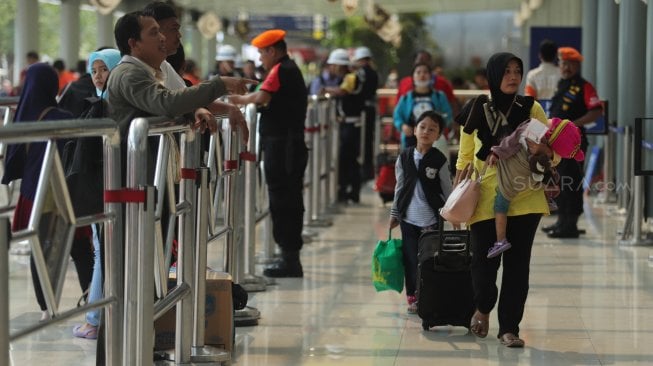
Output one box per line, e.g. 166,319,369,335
154,270,233,352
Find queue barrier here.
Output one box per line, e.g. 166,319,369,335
0,118,123,366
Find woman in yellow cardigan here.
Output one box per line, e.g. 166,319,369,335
455,53,557,348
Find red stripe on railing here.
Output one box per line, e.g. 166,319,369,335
104,189,146,203
240,151,256,162
224,160,238,170
180,168,196,180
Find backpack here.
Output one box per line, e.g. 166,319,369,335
61,96,108,217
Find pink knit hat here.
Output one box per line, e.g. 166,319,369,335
546,118,584,162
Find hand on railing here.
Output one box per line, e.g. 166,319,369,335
194,107,218,133
220,76,259,95
205,101,250,144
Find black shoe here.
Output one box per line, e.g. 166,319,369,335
348,193,360,204
547,228,579,238
263,259,303,278
541,223,560,234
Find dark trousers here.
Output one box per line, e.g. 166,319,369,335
399,220,423,297
469,214,541,338
262,138,308,254
362,106,376,181
338,123,361,200
554,157,585,229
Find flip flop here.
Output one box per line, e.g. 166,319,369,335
470,312,489,338
500,333,525,348
72,324,98,339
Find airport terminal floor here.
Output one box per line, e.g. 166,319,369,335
7,185,653,365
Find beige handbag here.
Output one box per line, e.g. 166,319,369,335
440,162,487,224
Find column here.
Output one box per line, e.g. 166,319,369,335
13,0,39,85
617,0,646,210
645,1,653,217
61,0,81,70
596,0,619,126
618,0,646,127
97,12,115,49
205,37,217,79
581,0,597,82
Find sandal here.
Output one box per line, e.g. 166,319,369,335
500,333,525,348
72,323,98,339
469,311,489,338
487,239,512,258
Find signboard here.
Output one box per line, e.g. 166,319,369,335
529,27,581,70
634,118,653,176
241,16,329,39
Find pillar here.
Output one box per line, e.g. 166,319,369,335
13,0,39,86
581,0,598,82
61,0,81,70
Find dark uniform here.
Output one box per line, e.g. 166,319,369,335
337,71,365,203
549,74,601,237
358,63,379,181
259,55,309,266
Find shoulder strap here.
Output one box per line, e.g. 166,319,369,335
37,106,56,121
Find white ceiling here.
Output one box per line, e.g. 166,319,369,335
172,0,523,18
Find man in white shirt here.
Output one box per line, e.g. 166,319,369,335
524,39,559,101
143,1,244,126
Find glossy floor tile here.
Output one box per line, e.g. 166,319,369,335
6,186,653,365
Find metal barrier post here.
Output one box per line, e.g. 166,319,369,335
619,126,632,211
0,217,8,366
309,98,331,227
123,118,155,366
104,129,124,366
600,124,618,203
304,97,316,227
241,104,267,292
172,130,198,363
320,99,332,210
192,166,230,362
619,175,653,246
328,99,340,209
223,118,260,326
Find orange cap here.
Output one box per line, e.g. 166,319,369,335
251,29,286,48
558,47,583,62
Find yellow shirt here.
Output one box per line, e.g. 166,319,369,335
455,101,549,225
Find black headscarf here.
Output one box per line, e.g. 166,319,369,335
486,52,523,115
456,52,534,161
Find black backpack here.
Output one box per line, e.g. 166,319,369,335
61,96,107,217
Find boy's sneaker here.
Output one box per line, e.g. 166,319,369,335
407,295,418,314
487,239,512,258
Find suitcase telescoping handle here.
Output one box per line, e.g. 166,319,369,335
436,215,471,255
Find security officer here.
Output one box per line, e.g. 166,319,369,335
546,47,602,238
229,29,308,277
325,52,365,203
352,47,379,181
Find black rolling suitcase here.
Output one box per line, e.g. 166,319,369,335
416,219,475,330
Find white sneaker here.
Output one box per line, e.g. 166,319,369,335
40,310,50,321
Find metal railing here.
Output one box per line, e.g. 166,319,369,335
0,118,122,366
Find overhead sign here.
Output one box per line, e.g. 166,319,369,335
241,16,329,36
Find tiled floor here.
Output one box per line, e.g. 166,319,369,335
6,187,653,365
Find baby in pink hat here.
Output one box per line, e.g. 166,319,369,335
486,117,583,258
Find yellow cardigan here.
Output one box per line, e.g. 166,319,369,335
455,102,551,225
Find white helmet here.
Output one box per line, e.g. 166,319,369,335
216,45,237,61
326,48,350,65
353,46,372,61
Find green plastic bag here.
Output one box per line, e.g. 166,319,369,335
372,229,404,293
